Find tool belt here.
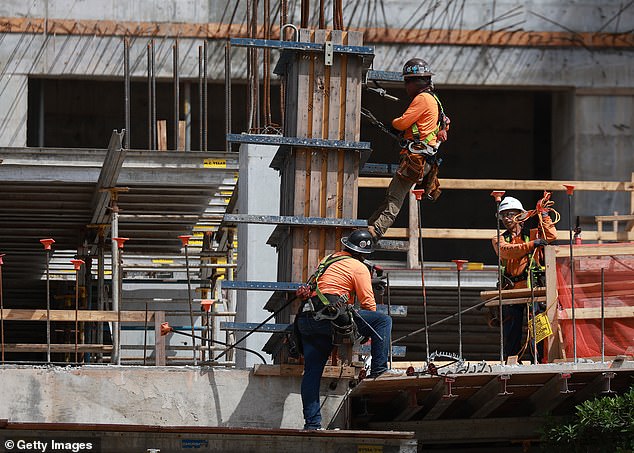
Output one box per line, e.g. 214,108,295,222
298,294,357,345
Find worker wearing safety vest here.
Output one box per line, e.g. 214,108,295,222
491,195,557,361
367,57,450,242
295,230,392,430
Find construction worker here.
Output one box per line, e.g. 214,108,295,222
296,229,392,430
491,195,557,361
367,58,449,241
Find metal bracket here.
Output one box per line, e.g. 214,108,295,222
442,376,457,398
602,372,616,394
498,374,513,396
324,41,333,66
560,373,575,394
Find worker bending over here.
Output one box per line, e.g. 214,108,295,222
491,193,557,361
296,229,392,430
368,57,450,242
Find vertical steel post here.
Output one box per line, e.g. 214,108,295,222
97,229,105,360
411,189,430,362
386,273,392,368
112,238,128,365
147,42,152,149
0,254,5,364
111,202,120,364
225,40,232,153
124,37,131,150
452,260,468,360
173,40,179,150
198,46,203,150
151,39,157,151
144,301,149,366
563,185,577,363
530,268,539,364
203,40,208,151
40,239,55,363
491,191,506,364
179,235,197,365
71,259,85,364
601,267,605,363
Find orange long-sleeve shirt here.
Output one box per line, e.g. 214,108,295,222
314,251,376,311
392,92,439,147
491,214,557,288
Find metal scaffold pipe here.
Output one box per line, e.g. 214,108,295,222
40,238,55,363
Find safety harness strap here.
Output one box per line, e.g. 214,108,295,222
309,254,353,306
410,92,446,146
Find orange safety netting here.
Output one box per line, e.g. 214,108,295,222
556,250,634,358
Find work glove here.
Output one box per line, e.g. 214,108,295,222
533,238,548,247
295,284,311,300
536,191,553,213
372,277,387,295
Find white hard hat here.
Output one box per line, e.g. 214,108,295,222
499,196,525,213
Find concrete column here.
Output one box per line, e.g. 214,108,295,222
0,75,28,147
236,143,280,368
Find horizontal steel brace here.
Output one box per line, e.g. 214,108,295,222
224,214,366,227
227,133,371,150
229,37,375,56
366,70,404,82
221,281,302,291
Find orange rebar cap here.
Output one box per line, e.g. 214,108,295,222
40,238,55,250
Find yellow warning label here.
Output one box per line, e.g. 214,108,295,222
358,446,383,453
529,312,553,343
467,262,484,270
152,259,174,264
220,191,233,196
193,232,204,238
204,158,227,168
190,240,203,246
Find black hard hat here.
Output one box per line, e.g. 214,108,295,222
341,230,374,254
403,58,434,78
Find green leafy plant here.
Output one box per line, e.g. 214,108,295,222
541,386,634,452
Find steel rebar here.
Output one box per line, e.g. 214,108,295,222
173,40,179,150
111,204,120,365
151,39,157,151
143,301,148,366
530,268,538,364
415,196,430,362
491,191,505,364
198,45,203,151
45,249,51,363
203,40,208,151
124,37,130,150
183,241,197,365
147,43,152,150
0,255,4,364
225,40,231,153
387,273,392,368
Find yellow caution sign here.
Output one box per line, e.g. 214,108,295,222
528,312,553,344
203,158,227,168
220,191,233,196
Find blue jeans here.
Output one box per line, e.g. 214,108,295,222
503,303,544,362
297,309,392,430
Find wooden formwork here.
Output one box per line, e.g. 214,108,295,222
276,29,364,291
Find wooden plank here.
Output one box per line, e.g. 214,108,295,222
253,364,356,379
154,310,166,366
594,214,634,222
177,120,186,150
408,192,419,269
2,343,112,353
560,307,634,320
468,377,511,418
484,296,547,307
0,309,155,322
554,243,634,258
359,177,634,192
2,17,633,49
157,120,167,150
480,288,546,301
295,28,312,138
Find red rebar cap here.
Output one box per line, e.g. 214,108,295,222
112,237,129,249
40,238,55,250
70,259,85,270
200,299,214,312
563,184,575,195
160,321,173,336
178,235,192,246
411,189,425,200
490,190,505,202
0,254,4,266
452,259,468,271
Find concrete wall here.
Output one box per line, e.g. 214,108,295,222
0,366,347,429
236,143,281,367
